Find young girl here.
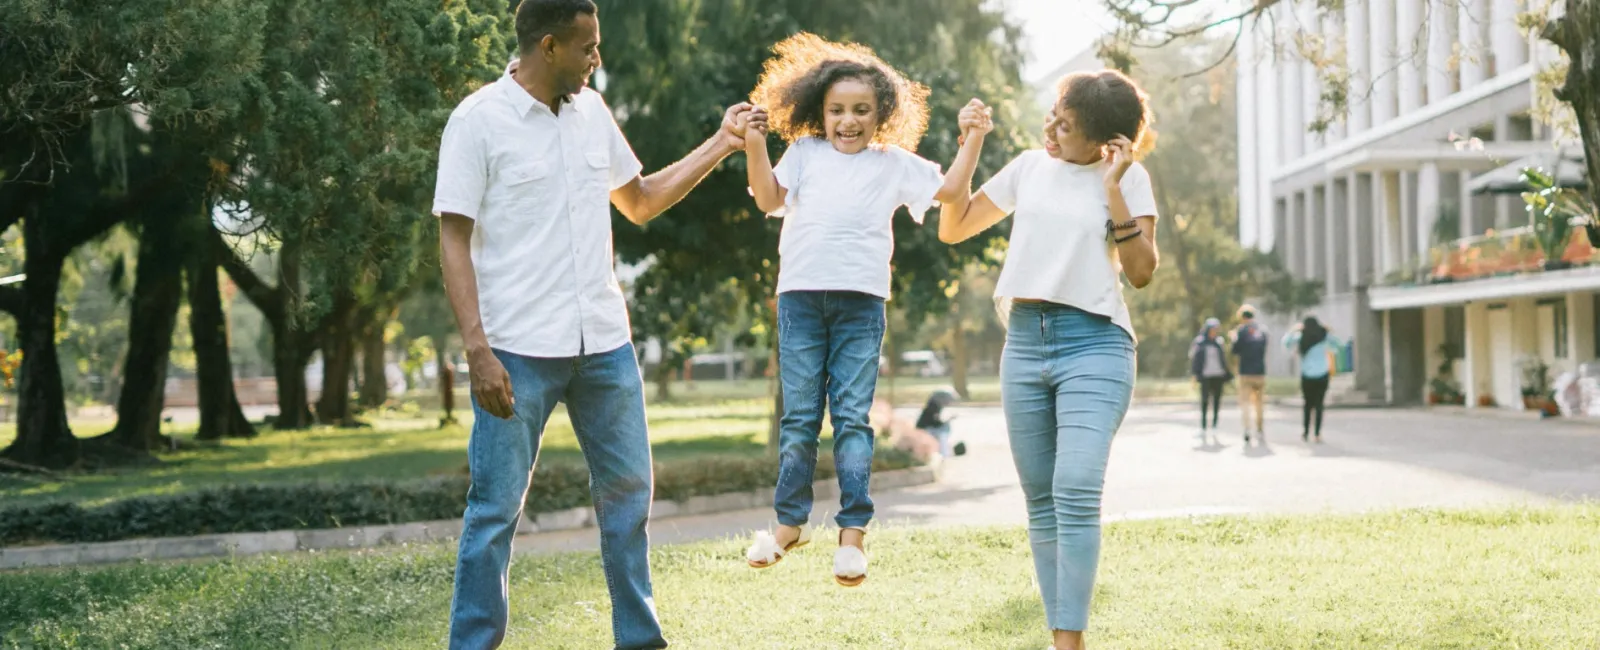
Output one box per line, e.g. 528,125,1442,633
937,69,1158,650
739,33,991,587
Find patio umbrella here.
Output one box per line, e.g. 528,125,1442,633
1466,148,1588,195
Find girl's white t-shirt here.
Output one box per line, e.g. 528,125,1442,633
768,136,944,299
979,150,1159,340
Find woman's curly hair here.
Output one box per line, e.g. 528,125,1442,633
1055,70,1158,159
749,33,930,151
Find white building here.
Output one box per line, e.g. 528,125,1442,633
1235,0,1591,409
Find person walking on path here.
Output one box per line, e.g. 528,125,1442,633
936,69,1160,650
1230,305,1270,444
1283,316,1342,444
432,1,762,646
1190,317,1231,440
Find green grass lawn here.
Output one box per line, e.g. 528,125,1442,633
0,403,774,508
4,506,1596,649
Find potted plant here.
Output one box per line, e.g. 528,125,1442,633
1519,357,1555,413
1478,394,1497,408
1521,168,1588,271
1428,343,1466,405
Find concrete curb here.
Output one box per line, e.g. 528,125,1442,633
0,466,940,571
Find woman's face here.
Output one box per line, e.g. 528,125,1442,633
1043,106,1102,164
1208,325,1220,338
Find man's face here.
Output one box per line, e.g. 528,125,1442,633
547,13,601,96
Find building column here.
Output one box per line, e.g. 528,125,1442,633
1571,292,1596,363
1310,185,1328,286
1345,0,1372,134
1377,171,1404,277
1463,302,1480,408
1285,194,1301,276
1238,31,1260,248
1459,0,1489,88
1489,0,1526,75
1426,0,1457,103
1294,190,1310,277
1458,169,1477,237
1331,177,1351,292
1382,310,1395,403
1350,171,1376,284
1256,43,1281,251
1284,40,1305,161
1417,162,1442,259
1396,0,1426,113
1368,0,1398,125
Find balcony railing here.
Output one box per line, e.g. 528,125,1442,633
1381,226,1598,287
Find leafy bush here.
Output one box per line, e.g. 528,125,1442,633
0,451,917,547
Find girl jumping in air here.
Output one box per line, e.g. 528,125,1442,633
738,33,991,587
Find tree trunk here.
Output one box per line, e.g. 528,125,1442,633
655,359,673,402
189,235,255,440
269,243,314,430
100,218,184,454
358,319,387,409
1546,1,1600,215
0,234,77,469
315,291,360,426
435,337,457,425
950,297,970,399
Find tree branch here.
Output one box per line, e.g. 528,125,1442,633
213,227,283,322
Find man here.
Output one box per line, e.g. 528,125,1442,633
1231,304,1270,444
431,1,762,647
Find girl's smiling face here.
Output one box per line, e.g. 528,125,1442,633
823,77,880,154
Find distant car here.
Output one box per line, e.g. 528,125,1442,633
878,350,948,377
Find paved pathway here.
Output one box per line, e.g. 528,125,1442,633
513,402,1600,554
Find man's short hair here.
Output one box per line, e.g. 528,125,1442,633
515,0,597,55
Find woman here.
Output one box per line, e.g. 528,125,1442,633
938,70,1158,650
1283,316,1342,442
1190,317,1231,438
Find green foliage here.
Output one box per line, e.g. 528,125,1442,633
1521,166,1592,260
223,0,513,326
0,451,914,546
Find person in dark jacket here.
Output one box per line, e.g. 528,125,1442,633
1230,305,1270,444
916,388,960,457
1190,317,1231,438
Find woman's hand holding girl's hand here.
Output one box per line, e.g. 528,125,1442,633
957,98,993,144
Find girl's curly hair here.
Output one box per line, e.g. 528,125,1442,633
749,33,930,151
1055,70,1158,159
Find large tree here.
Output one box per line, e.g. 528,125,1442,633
217,0,511,429
0,0,263,467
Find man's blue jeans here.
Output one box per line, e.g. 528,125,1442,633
448,343,666,650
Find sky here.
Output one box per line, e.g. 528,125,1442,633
1001,0,1115,82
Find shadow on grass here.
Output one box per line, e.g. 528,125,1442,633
966,594,1047,649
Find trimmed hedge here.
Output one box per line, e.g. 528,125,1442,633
0,451,916,547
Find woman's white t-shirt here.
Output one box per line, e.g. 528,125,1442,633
768,137,944,299
979,150,1159,340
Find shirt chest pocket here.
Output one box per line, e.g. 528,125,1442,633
497,160,555,221
582,151,611,190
